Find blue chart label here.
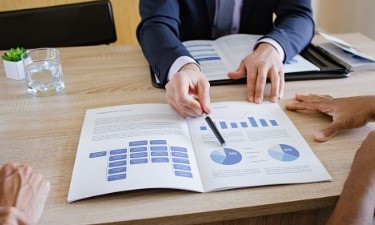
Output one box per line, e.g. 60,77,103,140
268,144,300,162
210,148,242,165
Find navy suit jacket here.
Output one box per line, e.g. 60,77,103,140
137,0,315,86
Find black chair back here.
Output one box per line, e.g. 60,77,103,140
0,0,117,50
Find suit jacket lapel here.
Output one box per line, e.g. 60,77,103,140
240,0,256,31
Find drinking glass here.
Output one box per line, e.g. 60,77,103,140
21,48,65,96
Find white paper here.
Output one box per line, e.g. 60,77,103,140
187,102,332,191
183,34,320,82
320,32,375,61
68,104,203,202
318,42,375,71
68,102,331,202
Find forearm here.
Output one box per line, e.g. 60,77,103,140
269,0,314,62
326,172,375,225
137,0,190,85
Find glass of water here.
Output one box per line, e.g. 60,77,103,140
21,48,65,96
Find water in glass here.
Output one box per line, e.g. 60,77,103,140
24,53,65,96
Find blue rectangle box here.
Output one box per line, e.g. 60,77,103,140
171,152,189,158
129,140,148,146
173,164,191,171
150,146,168,151
151,158,169,163
110,149,127,155
130,147,148,153
108,167,127,174
130,152,148,158
175,171,193,178
170,147,187,152
151,152,168,157
89,151,107,158
130,158,148,164
172,158,190,165
107,173,126,181
150,140,167,145
108,160,127,167
109,154,127,161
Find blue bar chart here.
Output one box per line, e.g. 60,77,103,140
200,116,280,131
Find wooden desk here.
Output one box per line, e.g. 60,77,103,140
0,33,374,225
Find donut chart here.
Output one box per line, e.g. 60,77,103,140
268,144,300,162
210,148,242,165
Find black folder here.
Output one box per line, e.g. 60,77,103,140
150,43,350,89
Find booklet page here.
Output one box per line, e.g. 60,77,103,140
184,34,320,82
186,102,331,192
68,104,203,202
183,40,233,82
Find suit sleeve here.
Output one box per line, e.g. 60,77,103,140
263,0,315,63
137,0,193,86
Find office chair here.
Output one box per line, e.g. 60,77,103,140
0,0,117,50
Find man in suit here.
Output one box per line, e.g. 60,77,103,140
137,0,314,117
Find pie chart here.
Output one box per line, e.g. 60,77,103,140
268,144,300,162
210,148,242,165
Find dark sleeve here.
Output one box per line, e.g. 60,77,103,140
263,0,315,63
137,0,193,86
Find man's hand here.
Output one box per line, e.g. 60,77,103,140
286,94,375,141
166,63,211,117
228,43,284,103
0,163,51,225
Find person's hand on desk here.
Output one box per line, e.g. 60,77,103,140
228,42,285,104
0,163,50,225
286,94,375,141
166,63,211,117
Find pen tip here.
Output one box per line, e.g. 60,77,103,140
221,143,226,147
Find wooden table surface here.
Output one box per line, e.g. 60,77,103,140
0,33,374,225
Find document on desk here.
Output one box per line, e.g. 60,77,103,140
68,102,331,202
317,32,375,71
183,34,320,82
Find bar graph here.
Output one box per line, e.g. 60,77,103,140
200,115,280,131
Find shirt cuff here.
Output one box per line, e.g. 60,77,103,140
167,56,201,81
255,38,285,62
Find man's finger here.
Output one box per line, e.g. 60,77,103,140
197,79,211,114
246,63,257,102
253,65,267,104
228,61,246,79
269,68,279,103
278,70,285,99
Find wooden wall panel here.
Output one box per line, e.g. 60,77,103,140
0,0,141,45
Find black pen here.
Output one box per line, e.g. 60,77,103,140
204,113,226,147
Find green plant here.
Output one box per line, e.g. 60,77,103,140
1,47,26,62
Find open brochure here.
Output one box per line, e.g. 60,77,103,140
317,33,375,71
68,102,331,202
182,34,320,82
